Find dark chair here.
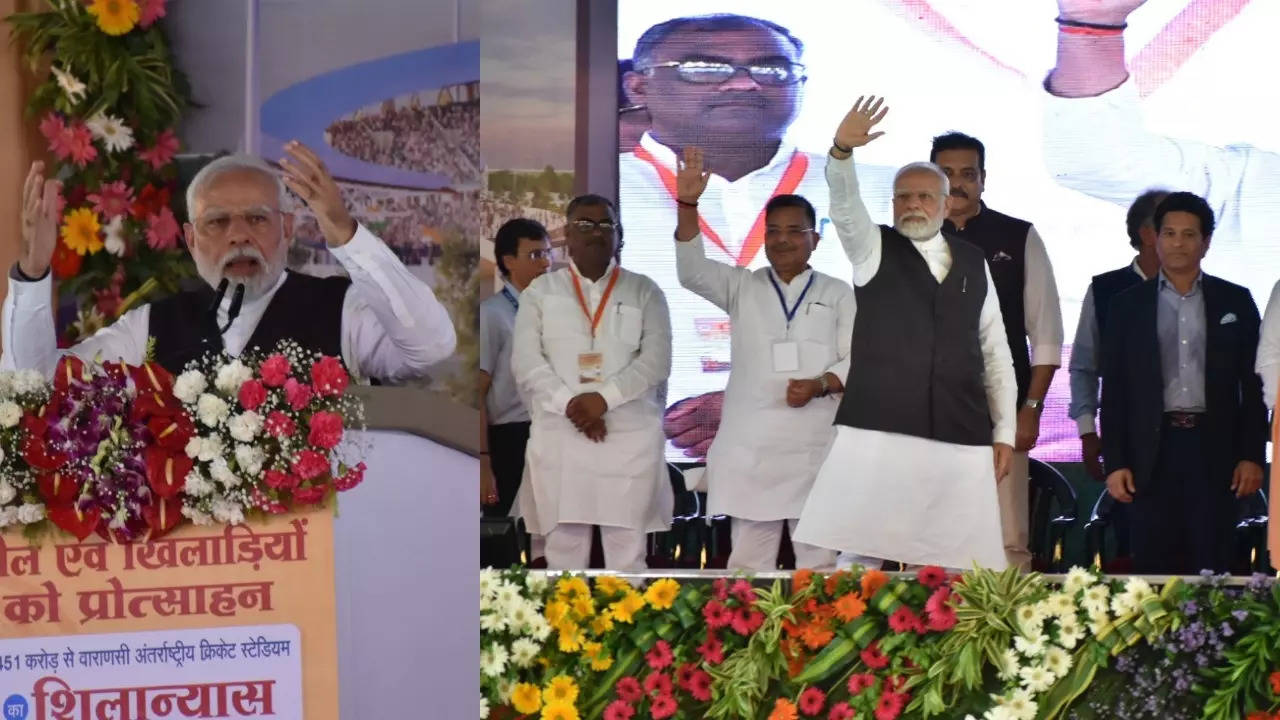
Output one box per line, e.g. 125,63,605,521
480,517,521,568
646,464,703,568
1028,459,1079,572
1234,488,1269,573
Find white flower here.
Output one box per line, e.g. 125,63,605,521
1123,577,1154,601
479,644,509,678
1014,602,1047,636
480,568,500,600
1057,618,1085,649
0,507,18,528
1110,593,1138,618
480,696,489,720
983,706,1016,720
1063,567,1094,595
13,370,43,395
494,582,522,611
1018,615,1044,640
505,599,538,633
525,571,548,595
1018,664,1056,693
510,638,540,668
16,503,45,524
1043,645,1073,676
227,412,263,443
1082,585,1110,615
86,113,134,153
1002,689,1039,720
183,469,214,497
527,615,552,642
103,216,126,256
0,401,21,428
197,435,223,463
0,370,14,398
496,679,514,703
185,437,204,459
214,360,253,395
1014,634,1046,658
180,505,213,525
174,370,207,404
1045,593,1076,619
0,481,14,504
209,457,242,488
50,65,87,103
480,611,508,634
210,496,245,525
997,648,1021,680
196,393,230,427
234,444,265,477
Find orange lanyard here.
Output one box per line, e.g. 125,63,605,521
570,266,621,338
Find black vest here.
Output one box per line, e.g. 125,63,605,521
149,271,351,375
943,204,1032,405
834,226,992,446
1090,264,1144,337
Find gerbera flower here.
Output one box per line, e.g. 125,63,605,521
768,698,798,720
89,181,135,220
861,569,889,598
86,0,140,35
543,676,578,706
731,579,756,605
645,640,673,671
833,593,867,623
793,568,814,592
798,687,826,716
688,669,712,702
712,578,730,602
860,641,889,670
510,683,541,714
60,208,103,256
603,700,634,720
649,695,676,720
86,113,134,153
138,0,166,27
926,605,957,632
51,239,83,279
1018,665,1056,693
874,691,906,720
644,578,679,610
642,672,671,698
614,677,642,704
801,623,834,650
138,128,179,169
540,702,578,720
594,575,630,597
65,123,97,167
846,673,876,696
697,634,724,665
703,599,732,629
889,606,923,634
827,702,854,720
925,587,952,615
916,565,947,589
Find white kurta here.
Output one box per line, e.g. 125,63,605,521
675,234,854,520
1256,278,1280,410
793,152,1016,570
511,261,673,535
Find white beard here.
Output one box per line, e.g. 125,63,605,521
195,246,286,300
895,215,944,241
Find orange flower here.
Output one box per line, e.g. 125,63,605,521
788,653,807,679
768,698,799,720
801,623,834,650
803,598,820,614
782,619,803,638
825,571,848,596
793,568,814,593
1270,671,1280,695
834,593,868,623
861,569,889,599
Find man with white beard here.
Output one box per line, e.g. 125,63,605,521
793,97,1017,571
2,142,456,379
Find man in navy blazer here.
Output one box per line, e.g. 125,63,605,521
1100,191,1267,575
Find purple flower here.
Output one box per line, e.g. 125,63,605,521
1231,609,1249,622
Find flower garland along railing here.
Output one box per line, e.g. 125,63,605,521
6,0,194,342
479,567,1280,720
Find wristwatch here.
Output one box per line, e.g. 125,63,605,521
1024,398,1043,411
816,374,831,397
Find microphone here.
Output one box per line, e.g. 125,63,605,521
207,278,230,327
219,283,246,334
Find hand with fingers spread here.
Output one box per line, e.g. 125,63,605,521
279,140,357,247
19,161,61,279
833,96,889,153
674,146,712,243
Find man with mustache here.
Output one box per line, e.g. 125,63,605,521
794,97,1016,571
510,195,673,570
673,146,851,571
931,132,1064,572
3,142,457,380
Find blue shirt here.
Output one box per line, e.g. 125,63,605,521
1156,272,1207,412
479,281,529,425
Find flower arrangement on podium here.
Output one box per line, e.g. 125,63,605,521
0,340,366,542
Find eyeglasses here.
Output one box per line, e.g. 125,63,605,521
570,219,617,234
516,248,552,261
196,208,280,237
764,227,815,240
640,60,806,86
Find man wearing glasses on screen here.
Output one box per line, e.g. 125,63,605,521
619,13,895,461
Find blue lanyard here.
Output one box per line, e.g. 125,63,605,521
767,271,815,326
501,287,518,310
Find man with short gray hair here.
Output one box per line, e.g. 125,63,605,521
2,141,456,379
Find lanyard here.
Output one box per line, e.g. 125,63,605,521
570,266,621,339
768,271,815,327
500,287,518,310
633,145,809,267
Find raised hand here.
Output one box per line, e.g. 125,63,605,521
279,140,356,247
1056,0,1148,25
20,162,61,278
834,96,889,151
676,146,711,204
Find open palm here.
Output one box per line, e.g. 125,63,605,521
1057,0,1148,25
834,96,889,150
676,146,711,204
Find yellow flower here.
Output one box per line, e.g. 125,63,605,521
557,623,584,653
590,653,614,671
511,683,542,714
644,578,680,610
609,592,646,624
590,614,614,636
556,576,590,601
572,595,596,618
540,702,580,720
60,208,103,256
543,675,579,705
584,642,614,671
594,575,630,597
86,0,140,35
545,600,570,626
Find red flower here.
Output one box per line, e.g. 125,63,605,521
292,484,328,505
926,606,958,632
860,642,890,670
603,700,635,720
308,411,345,450
827,702,854,720
311,355,349,396
615,677,643,704
874,692,907,720
888,607,923,634
260,353,292,387
130,184,170,221
697,635,724,665
916,565,947,589
650,695,677,719
1270,671,1280,696
63,123,97,167
238,379,268,411
688,670,712,702
250,488,288,514
886,676,907,693
138,0,167,27
284,378,313,411
703,600,732,629
292,449,330,480
798,687,826,716
746,609,766,633
643,672,672,698
145,206,180,250
264,469,300,490
264,411,297,438
924,587,951,615
88,181,135,221
138,129,179,170
731,579,755,605
51,239,83,279
675,663,696,690
147,412,194,453
712,578,730,602
334,462,366,491
731,607,755,635
847,673,876,696
646,640,674,671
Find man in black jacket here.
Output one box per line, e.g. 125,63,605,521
1101,192,1266,575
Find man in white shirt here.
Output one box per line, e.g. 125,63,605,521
4,143,456,381
794,97,1017,571
673,146,850,571
1258,280,1280,571
619,13,896,461
932,132,1064,571
511,194,673,570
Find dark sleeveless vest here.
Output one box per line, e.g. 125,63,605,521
148,270,351,375
834,226,992,446
943,204,1032,405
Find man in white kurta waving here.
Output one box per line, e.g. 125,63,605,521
793,97,1017,571
673,146,852,571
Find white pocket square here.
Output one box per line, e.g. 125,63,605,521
1220,313,1237,325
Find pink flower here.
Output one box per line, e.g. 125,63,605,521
284,378,313,411
712,578,729,602
65,122,97,167
860,642,889,670
310,356,348,396
146,206,180,250
798,687,826,717
138,128,179,170
916,566,947,589
875,692,907,720
888,607,924,635
687,669,712,702
696,634,724,665
642,672,671,699
39,112,65,144
87,181,134,220
264,411,297,438
138,0,167,27
731,579,755,605
263,469,299,490
645,640,673,671
291,449,330,480
702,600,732,629
847,673,876,696
649,695,676,719
292,484,328,504
238,379,267,411
307,411,344,450
615,677,642,704
603,701,634,720
926,606,957,632
827,703,854,720
334,462,366,492
260,353,291,387
924,587,951,616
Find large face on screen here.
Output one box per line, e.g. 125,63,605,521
625,24,804,145
1156,210,1209,274
892,170,950,241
